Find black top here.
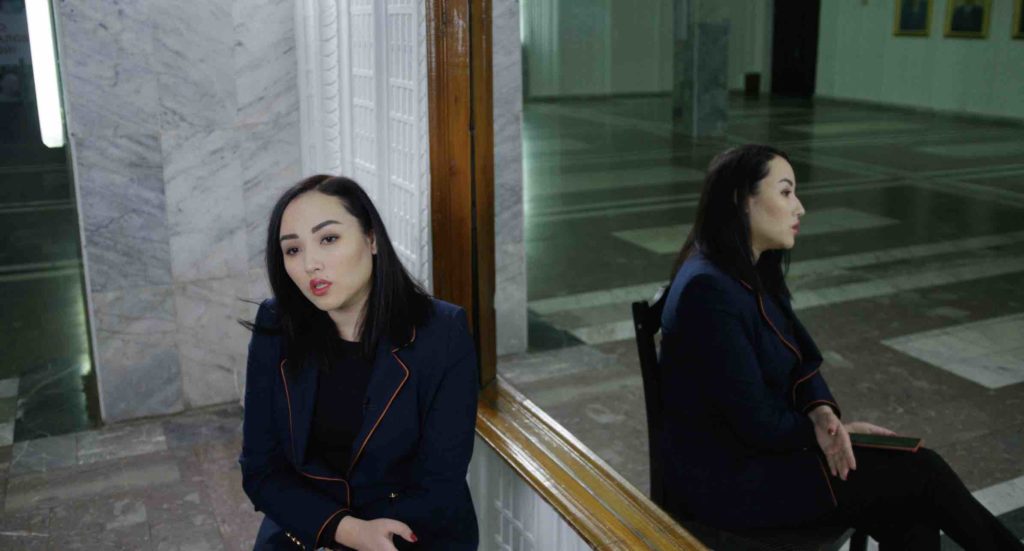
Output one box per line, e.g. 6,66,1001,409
308,337,374,548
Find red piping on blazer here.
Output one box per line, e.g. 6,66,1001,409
801,398,840,416
346,327,416,478
315,507,351,547
278,359,351,503
740,279,840,510
791,368,820,403
755,294,802,363
736,280,802,361
279,359,296,460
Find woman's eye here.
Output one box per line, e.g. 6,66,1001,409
782,190,791,197
284,247,299,256
322,235,338,244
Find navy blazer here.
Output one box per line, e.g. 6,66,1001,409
659,252,841,530
239,298,479,550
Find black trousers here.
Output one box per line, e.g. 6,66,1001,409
822,447,1022,550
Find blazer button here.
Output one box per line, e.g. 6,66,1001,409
389,491,398,499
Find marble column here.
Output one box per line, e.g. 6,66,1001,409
56,0,302,422
672,0,730,137
493,0,528,356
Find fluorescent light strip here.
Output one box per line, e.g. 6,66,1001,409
25,0,65,148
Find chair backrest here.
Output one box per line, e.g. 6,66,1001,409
631,285,669,507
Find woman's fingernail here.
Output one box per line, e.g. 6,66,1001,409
411,533,418,542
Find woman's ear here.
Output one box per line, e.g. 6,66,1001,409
369,232,377,255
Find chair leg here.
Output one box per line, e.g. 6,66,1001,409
849,530,868,551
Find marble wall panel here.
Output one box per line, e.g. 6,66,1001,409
693,22,729,135
153,0,236,131
168,229,248,283
493,0,528,356
56,0,160,138
672,18,729,137
161,127,246,282
73,133,172,293
173,278,250,407
239,117,303,271
91,285,183,422
233,0,300,125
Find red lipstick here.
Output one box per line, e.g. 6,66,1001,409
792,223,800,234
310,278,332,296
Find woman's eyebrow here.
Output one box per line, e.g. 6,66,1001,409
311,219,341,233
779,178,795,188
280,219,342,242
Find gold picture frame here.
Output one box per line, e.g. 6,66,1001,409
894,0,932,36
944,0,991,38
1014,0,1024,39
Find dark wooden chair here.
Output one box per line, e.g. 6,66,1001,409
631,286,868,551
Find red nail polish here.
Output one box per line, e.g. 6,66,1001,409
411,533,418,542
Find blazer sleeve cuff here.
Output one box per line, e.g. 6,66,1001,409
316,508,350,549
802,399,841,419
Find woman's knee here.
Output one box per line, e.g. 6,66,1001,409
915,448,952,473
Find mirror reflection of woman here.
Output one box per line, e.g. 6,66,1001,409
659,145,1022,549
239,176,479,550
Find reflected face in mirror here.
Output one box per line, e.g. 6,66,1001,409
746,156,805,258
278,191,377,316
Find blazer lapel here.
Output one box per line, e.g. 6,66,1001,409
288,353,321,467
737,278,803,363
346,330,415,478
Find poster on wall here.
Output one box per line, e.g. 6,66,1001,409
0,0,29,103
895,0,932,36
1014,0,1024,38
944,0,991,38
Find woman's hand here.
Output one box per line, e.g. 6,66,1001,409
845,421,896,436
808,405,856,481
336,516,417,551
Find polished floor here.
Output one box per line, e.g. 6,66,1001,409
2,91,1023,548
500,95,1024,548
0,404,254,550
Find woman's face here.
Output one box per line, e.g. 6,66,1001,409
746,156,805,257
279,191,376,314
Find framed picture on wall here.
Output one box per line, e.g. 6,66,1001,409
895,0,932,36
944,0,991,38
1014,0,1024,38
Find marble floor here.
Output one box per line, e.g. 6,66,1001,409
501,95,1024,548
0,404,258,550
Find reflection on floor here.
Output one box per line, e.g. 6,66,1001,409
0,137,99,442
501,95,1024,546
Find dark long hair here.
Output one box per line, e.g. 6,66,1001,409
671,144,792,300
244,175,431,369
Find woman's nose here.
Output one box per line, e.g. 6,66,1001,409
795,197,806,217
304,253,322,274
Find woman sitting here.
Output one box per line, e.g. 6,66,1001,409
239,175,479,550
658,144,1021,550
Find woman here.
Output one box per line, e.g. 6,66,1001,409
659,145,1022,549
239,175,479,550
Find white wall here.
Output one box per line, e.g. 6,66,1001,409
521,0,772,99
716,0,774,93
816,0,1024,120
522,0,673,98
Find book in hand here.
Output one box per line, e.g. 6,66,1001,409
849,432,923,452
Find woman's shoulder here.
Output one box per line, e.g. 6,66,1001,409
665,255,755,327
420,298,469,339
673,256,748,301
252,298,285,333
